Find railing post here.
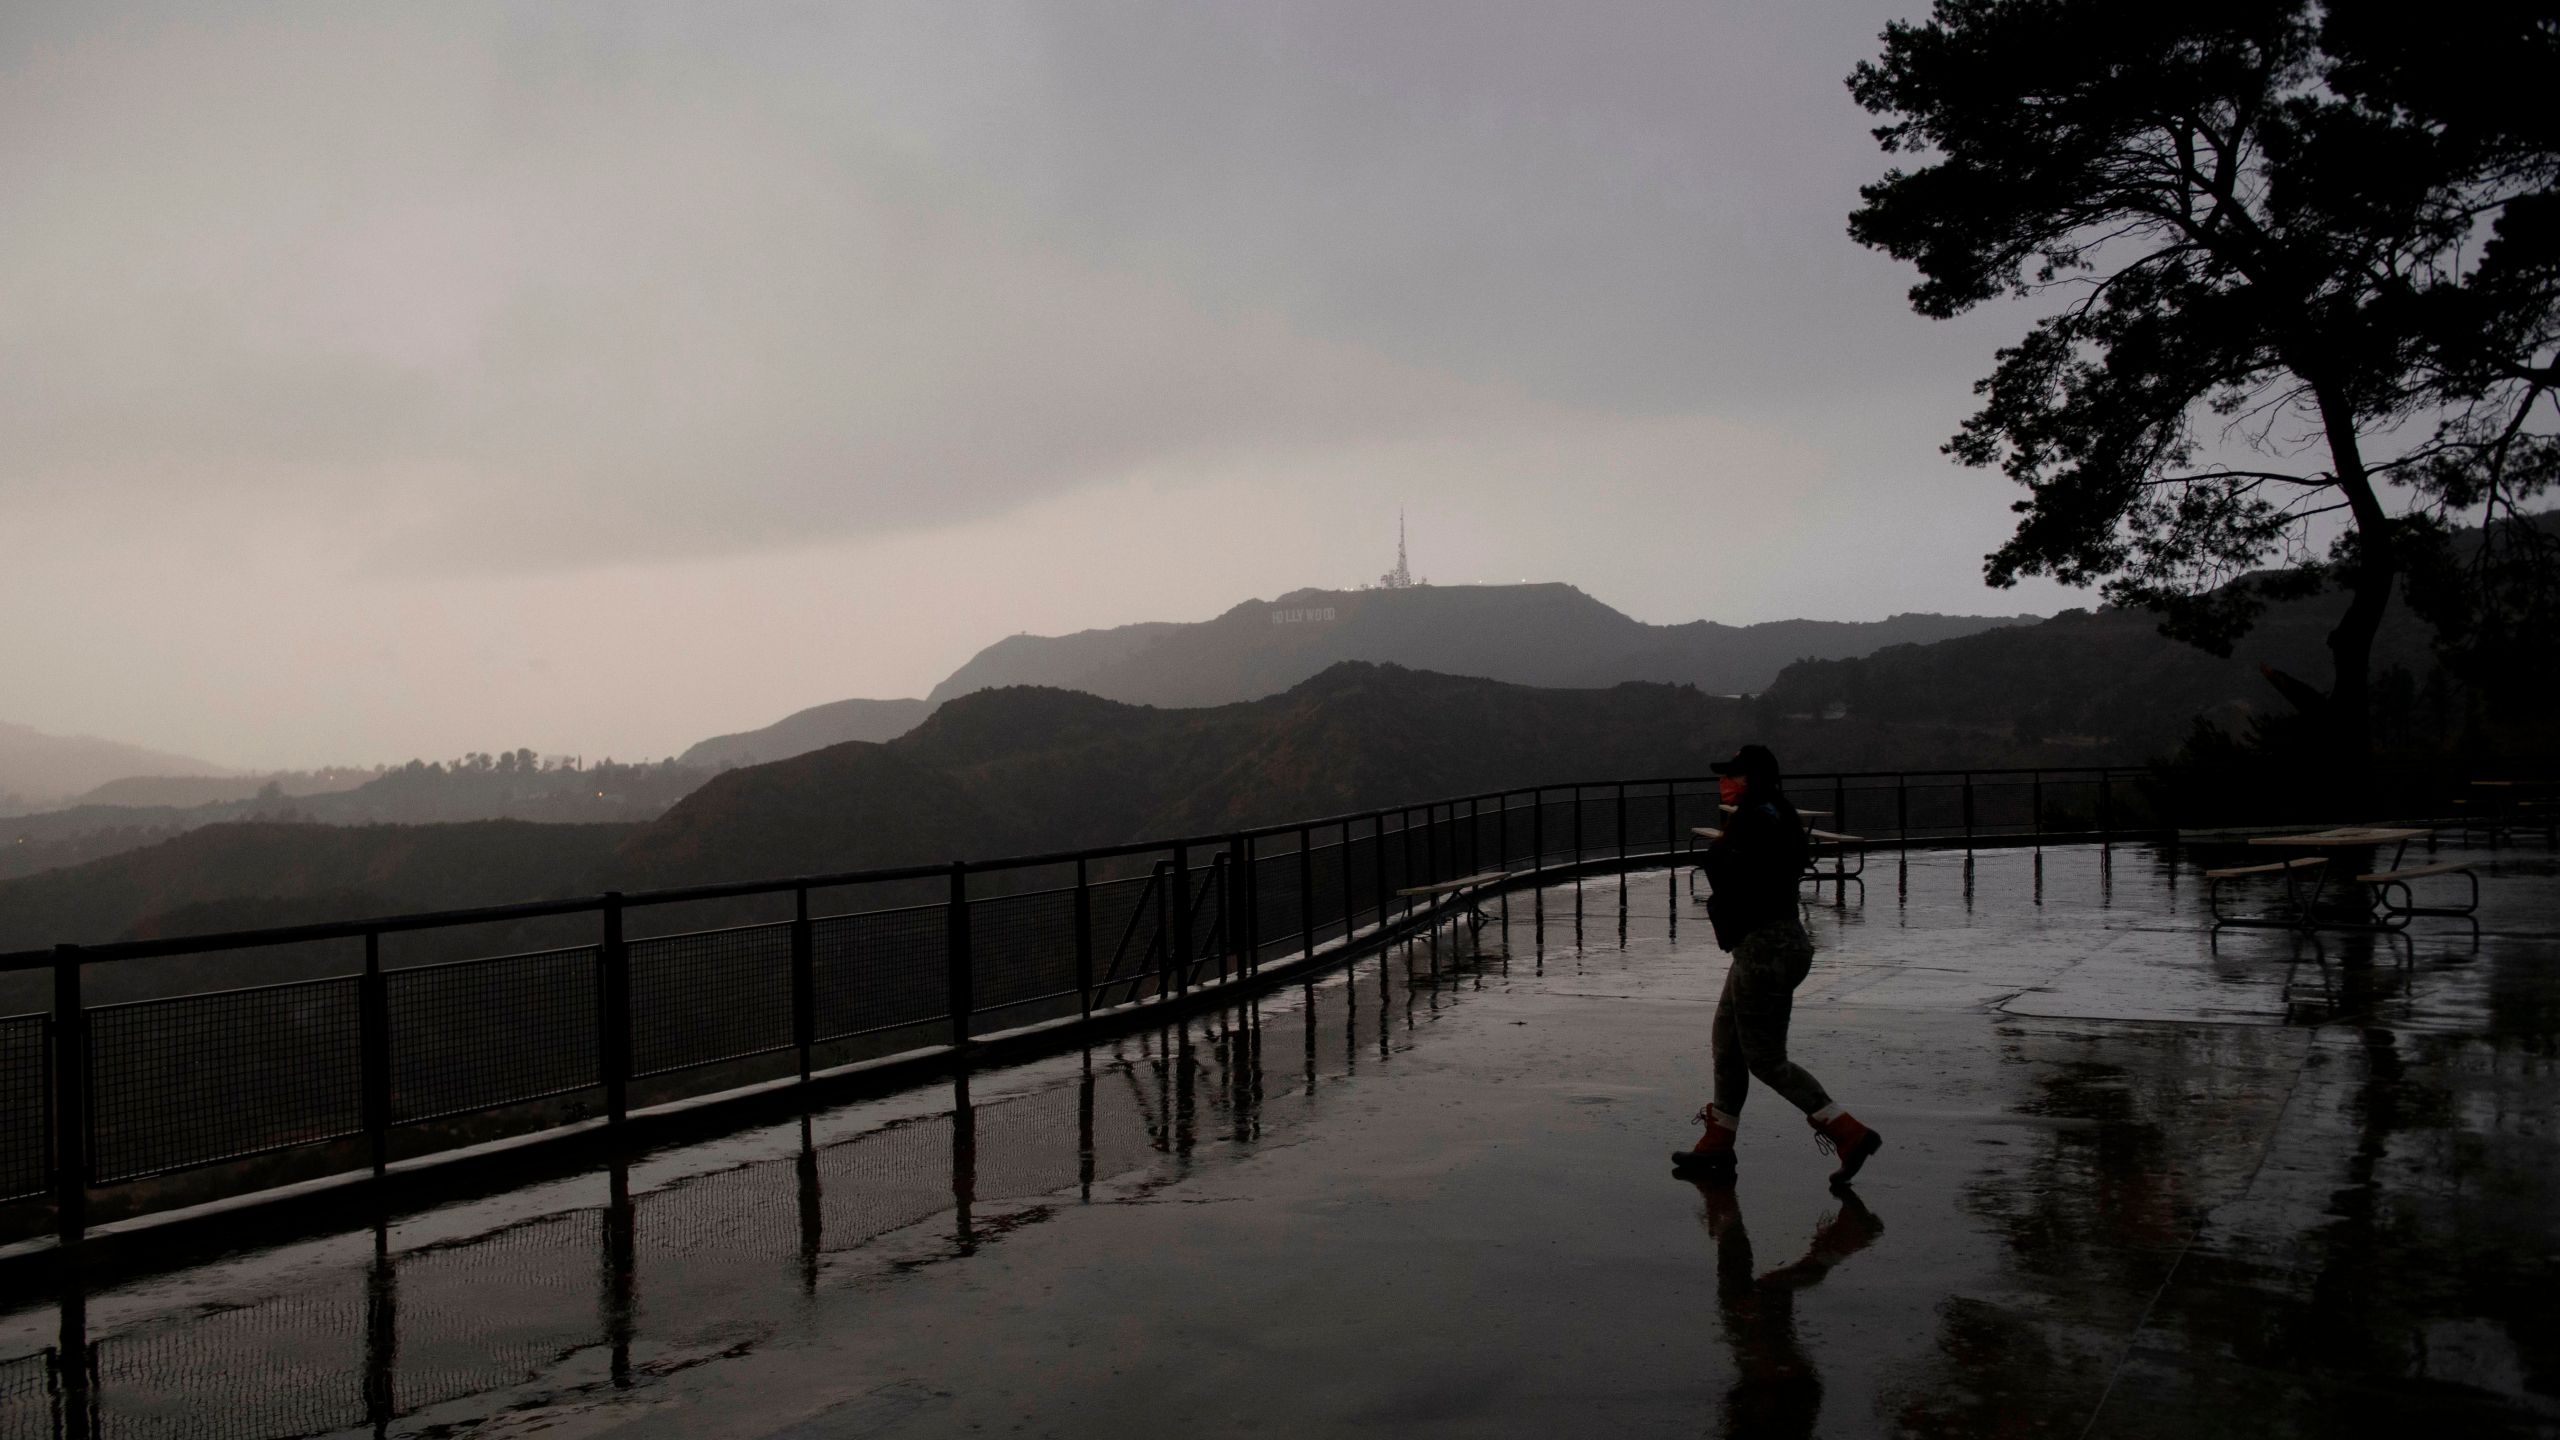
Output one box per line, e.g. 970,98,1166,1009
1338,822,1357,943
1616,784,1628,871
1832,775,1846,840
1228,838,1252,980
2099,771,2114,846
1401,810,1417,914
1961,774,1975,855
1372,813,1389,936
2032,770,2044,851
1532,789,1544,880
361,929,390,1177
1897,774,1909,851
946,863,973,1044
1424,805,1440,887
1170,842,1194,996
1664,784,1677,862
1074,857,1095,1015
1500,794,1512,874
52,944,86,1246
1296,828,1315,964
791,886,814,1083
1573,787,1584,868
600,894,629,1126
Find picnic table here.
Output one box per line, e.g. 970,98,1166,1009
1685,813,1870,900
2207,826,2475,931
2453,780,2558,844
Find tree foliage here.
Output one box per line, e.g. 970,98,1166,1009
1847,0,2559,745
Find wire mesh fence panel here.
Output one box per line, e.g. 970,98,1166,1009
1621,786,1674,854
1304,841,1348,949
1249,850,1302,965
969,887,1080,1012
811,904,946,1041
630,923,793,1077
1968,776,2041,836
1467,806,1505,875
1531,797,1581,866
387,947,599,1124
0,1014,44,1204
0,1348,58,1440
1670,787,1719,856
1087,874,1163,995
90,1278,365,1440
1342,831,1382,935
88,975,363,1184
1186,863,1227,978
395,1209,605,1412
1576,795,1622,865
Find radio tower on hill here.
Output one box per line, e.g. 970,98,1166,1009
1378,509,1419,589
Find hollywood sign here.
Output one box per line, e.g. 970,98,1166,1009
1271,606,1339,626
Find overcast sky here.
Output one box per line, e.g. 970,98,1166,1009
2,1,2078,769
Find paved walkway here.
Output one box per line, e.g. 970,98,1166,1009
3,842,2554,1437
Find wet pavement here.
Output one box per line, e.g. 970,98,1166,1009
3,841,2555,1438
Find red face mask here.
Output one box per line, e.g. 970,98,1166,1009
1717,775,1746,807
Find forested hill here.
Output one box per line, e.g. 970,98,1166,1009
926,583,2031,708
1756,581,2444,759
619,665,1752,887
4,659,2164,961
612,660,2102,891
677,697,933,769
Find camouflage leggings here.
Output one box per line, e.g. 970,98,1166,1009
1711,921,1832,1117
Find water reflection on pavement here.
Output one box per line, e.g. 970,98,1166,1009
1,842,2554,1438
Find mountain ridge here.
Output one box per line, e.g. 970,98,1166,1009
926,583,2032,708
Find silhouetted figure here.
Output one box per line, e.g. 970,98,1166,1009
1675,745,1883,1185
1693,1180,1885,1440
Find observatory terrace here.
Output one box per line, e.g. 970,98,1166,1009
2,840,2555,1438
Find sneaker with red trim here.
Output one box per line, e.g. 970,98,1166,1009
1810,1111,1881,1187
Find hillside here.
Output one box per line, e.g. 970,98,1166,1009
925,583,2030,708
615,661,2097,891
0,721,231,812
0,820,633,1004
67,769,372,809
1,757,709,883
0,662,2130,966
1757,581,2442,757
677,697,933,769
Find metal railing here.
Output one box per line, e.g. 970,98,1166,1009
0,765,2150,1244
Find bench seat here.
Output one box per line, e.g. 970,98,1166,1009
2204,856,2329,880
2355,860,2473,885
1395,870,1511,899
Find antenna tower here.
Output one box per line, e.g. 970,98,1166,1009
1380,509,1417,589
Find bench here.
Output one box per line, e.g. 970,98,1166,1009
1804,828,1868,884
1396,869,1513,928
1683,825,1867,895
2355,860,2479,929
2205,856,2329,929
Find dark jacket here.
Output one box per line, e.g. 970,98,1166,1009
1703,796,1807,950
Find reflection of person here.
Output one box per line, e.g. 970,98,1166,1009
1695,1181,1885,1440
1677,745,1883,1185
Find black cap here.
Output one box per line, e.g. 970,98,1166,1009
1710,744,1781,779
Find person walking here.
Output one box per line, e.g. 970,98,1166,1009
1675,745,1882,1186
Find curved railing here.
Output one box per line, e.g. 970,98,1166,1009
0,765,2150,1243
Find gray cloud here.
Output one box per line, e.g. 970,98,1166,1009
0,2,2073,764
